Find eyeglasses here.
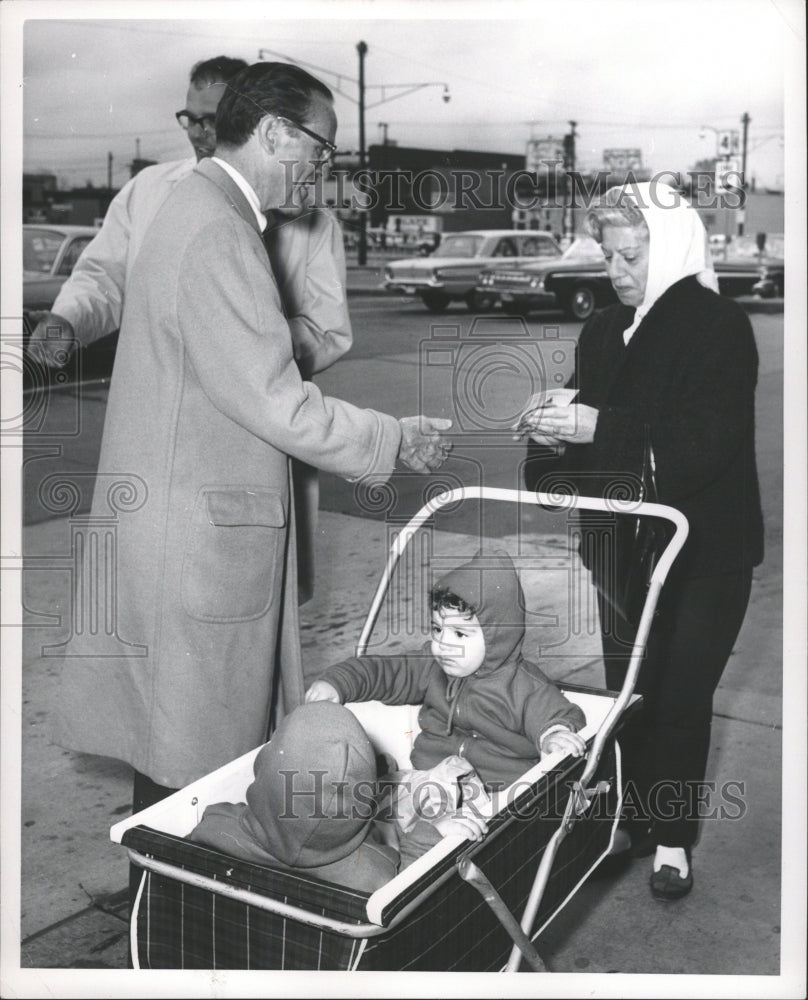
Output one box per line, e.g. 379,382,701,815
176,110,217,133
276,116,337,164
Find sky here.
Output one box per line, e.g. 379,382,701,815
6,0,798,191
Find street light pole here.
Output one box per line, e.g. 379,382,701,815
357,41,368,266
568,120,577,237
739,111,750,235
256,45,449,267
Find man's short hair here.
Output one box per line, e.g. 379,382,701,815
189,56,249,88
215,61,334,149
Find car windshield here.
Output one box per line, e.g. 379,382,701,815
23,229,65,274
560,236,605,262
432,235,485,258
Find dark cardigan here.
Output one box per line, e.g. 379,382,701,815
524,276,764,578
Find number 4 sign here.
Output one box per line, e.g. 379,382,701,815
718,130,740,156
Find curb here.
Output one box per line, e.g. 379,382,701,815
346,286,391,298
344,285,785,313
737,298,784,314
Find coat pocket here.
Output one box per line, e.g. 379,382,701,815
181,487,287,623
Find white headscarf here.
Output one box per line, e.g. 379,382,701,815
616,181,719,344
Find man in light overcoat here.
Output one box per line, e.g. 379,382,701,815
53,62,451,800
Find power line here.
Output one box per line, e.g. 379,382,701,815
24,128,179,140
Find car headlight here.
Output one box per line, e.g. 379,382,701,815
529,276,541,289
480,274,491,286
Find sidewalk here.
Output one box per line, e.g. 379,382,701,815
16,503,786,979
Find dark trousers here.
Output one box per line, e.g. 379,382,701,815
599,568,753,849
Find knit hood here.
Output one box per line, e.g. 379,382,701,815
434,548,526,678
243,701,378,868
188,701,397,890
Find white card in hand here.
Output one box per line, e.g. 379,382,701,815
520,387,578,417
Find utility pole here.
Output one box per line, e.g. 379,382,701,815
256,43,448,265
357,40,368,266
379,122,389,145
739,111,750,235
107,152,113,190
568,120,577,237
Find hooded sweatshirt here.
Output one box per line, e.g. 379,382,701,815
322,550,586,790
189,701,399,892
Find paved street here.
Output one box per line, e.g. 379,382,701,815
22,293,784,543
13,292,791,980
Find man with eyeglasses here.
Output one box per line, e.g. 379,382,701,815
29,55,351,380
29,55,355,612
53,62,452,822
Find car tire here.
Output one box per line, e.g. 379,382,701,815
567,285,597,321
502,301,530,317
420,291,451,313
465,291,496,313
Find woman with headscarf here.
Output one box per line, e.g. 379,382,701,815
520,182,764,900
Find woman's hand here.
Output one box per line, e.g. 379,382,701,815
526,403,599,445
304,680,342,704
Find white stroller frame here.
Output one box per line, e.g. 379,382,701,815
355,486,688,971
113,486,688,972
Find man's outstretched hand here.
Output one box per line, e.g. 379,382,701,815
397,416,453,473
27,313,77,369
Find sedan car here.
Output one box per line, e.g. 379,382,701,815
23,224,100,320
476,236,608,319
717,233,784,299
383,229,562,312
23,223,118,383
477,232,785,321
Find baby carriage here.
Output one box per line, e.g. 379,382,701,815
111,486,688,972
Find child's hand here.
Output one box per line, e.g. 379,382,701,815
432,810,489,843
304,680,342,704
540,727,587,758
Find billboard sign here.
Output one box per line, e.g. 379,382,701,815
603,148,643,172
526,137,565,173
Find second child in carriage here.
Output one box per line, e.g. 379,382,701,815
306,549,587,795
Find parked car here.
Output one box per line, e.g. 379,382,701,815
383,230,562,312
717,233,784,299
477,232,785,321
476,235,608,319
23,223,117,383
23,224,99,320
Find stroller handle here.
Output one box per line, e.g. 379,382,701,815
354,485,689,970
356,486,688,656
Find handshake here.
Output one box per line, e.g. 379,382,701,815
396,415,453,474
27,315,454,476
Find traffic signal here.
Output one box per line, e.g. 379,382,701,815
562,133,575,168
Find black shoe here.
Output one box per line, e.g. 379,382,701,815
650,863,693,900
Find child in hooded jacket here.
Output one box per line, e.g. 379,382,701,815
188,701,486,891
306,549,587,792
